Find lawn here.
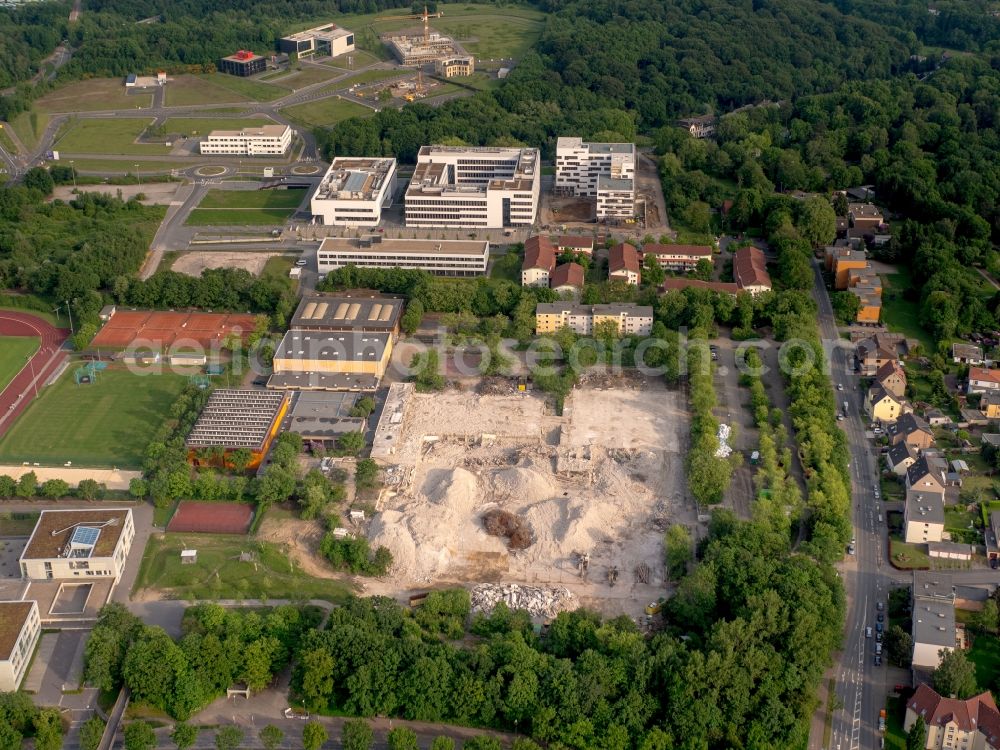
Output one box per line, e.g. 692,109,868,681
884,696,906,750
880,269,934,352
279,97,372,130
889,536,931,570
944,506,980,544
261,255,295,281
197,188,306,210
185,208,299,226
489,250,522,282
0,337,39,393
968,632,1000,691
34,78,152,113
0,512,39,536
0,368,188,468
9,110,49,151
193,74,288,102
333,69,408,90
323,49,382,70
58,158,187,175
0,125,18,156
159,116,277,137
53,118,172,156
265,66,341,89
164,76,259,107
134,533,354,603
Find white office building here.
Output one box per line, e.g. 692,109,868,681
19,509,135,584
279,24,355,58
404,145,540,229
199,124,293,156
310,157,397,226
555,137,636,219
317,236,489,277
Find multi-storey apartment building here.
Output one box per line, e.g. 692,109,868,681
555,137,636,219
199,125,292,156
535,303,653,336
404,145,540,228
310,157,397,226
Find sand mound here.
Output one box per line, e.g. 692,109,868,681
489,465,556,504
369,510,417,574
422,467,479,512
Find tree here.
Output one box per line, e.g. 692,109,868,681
0,475,15,498
663,524,692,580
830,292,861,325
975,599,999,634
387,728,418,750
355,459,379,490
350,397,376,418
302,722,327,750
430,739,455,750
298,648,335,709
906,715,926,750
76,478,103,500
215,726,244,750
401,299,424,335
124,722,156,750
692,258,714,281
463,739,502,750
79,717,105,750
795,197,836,247
832,193,849,216
259,725,284,750
336,431,366,456
15,471,37,498
129,477,149,500
171,723,198,750
642,255,665,287
341,720,372,750
683,201,712,234
229,448,254,473
24,167,54,195
884,624,913,667
411,350,445,391
933,648,978,699
41,478,70,499
0,723,22,750
33,709,63,750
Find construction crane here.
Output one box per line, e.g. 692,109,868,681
375,5,443,43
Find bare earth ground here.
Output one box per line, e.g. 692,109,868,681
171,250,284,277
51,182,180,205
256,514,340,580
363,382,693,619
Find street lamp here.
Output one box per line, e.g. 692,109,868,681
134,164,141,187
70,160,76,190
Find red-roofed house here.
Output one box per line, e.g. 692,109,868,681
521,236,556,287
733,246,771,295
641,243,712,273
968,367,1000,395
609,243,641,285
555,236,594,256
549,262,585,294
904,683,1000,750
660,278,739,295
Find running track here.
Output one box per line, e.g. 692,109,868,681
0,313,70,439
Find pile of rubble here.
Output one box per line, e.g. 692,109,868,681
471,583,576,619
715,423,733,458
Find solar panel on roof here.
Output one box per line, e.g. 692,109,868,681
71,526,101,547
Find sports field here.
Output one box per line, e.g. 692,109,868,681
0,368,188,468
134,533,353,602
0,337,39,393
53,118,171,156
280,98,372,130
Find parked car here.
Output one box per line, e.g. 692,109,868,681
866,626,873,638
877,612,884,623
874,654,881,666
295,258,308,267
877,601,884,611
876,622,884,633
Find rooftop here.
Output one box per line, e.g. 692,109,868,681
536,303,653,317
953,342,984,359
21,509,131,561
914,571,955,601
642,243,713,258
407,145,538,197
276,330,390,364
733,245,771,289
290,294,403,332
523,235,556,273
849,203,884,218
889,412,932,439
970,367,1000,384
0,601,34,661
286,391,365,438
906,490,945,527
610,243,641,274
886,440,918,467
313,157,395,202
267,371,379,391
597,174,635,192
549,262,585,289
907,684,1000,740
281,23,353,42
223,50,265,62
912,597,954,648
556,137,635,155
206,125,289,139
318,236,489,257
555,235,594,250
185,389,287,450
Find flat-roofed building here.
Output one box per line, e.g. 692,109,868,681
285,391,365,444
316,236,489,277
535,303,653,336
383,30,463,66
199,124,292,156
434,55,474,77
404,145,540,229
0,601,39,692
291,295,402,335
911,572,956,670
219,50,266,77
271,331,393,391
310,157,397,226
596,175,635,220
20,509,135,583
279,23,355,58
555,137,636,220
185,389,290,470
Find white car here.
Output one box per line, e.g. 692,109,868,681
837,383,844,391
295,259,307,267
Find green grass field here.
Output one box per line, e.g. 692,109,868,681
0,368,188,468
0,337,39,393
35,78,152,113
194,74,289,102
9,110,49,151
334,69,408,89
880,270,934,352
969,633,1000,690
323,49,382,70
53,118,173,156
159,116,277,136
265,66,341,89
280,97,372,130
185,208,298,226
261,255,295,281
134,533,353,602
331,3,546,59
164,76,258,107
196,188,306,210
0,125,18,156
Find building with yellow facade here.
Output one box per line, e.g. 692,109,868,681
535,303,653,336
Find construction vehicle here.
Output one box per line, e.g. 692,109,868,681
644,597,666,616
404,93,416,102
878,708,886,732
375,5,443,43
607,566,619,587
